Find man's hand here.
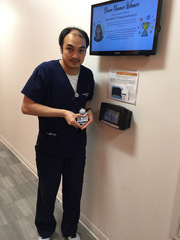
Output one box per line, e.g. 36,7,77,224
64,111,83,129
80,109,94,130
64,110,93,130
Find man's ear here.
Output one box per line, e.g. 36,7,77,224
60,46,63,54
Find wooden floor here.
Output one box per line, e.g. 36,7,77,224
0,141,96,240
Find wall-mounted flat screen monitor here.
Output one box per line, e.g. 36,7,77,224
90,0,162,56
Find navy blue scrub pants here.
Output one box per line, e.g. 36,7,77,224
35,149,86,238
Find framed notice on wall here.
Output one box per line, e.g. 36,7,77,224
108,69,139,105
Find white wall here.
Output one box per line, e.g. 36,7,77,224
0,0,180,240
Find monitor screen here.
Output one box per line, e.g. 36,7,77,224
90,0,162,56
103,108,120,125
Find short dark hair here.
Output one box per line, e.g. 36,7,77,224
58,27,89,49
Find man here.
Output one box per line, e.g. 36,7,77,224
21,27,95,240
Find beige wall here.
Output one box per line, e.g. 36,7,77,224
0,0,180,239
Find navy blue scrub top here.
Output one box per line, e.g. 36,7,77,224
21,60,95,157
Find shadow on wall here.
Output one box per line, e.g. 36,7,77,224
89,81,137,157
86,0,173,158
82,0,174,236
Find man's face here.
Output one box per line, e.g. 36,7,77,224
60,30,87,74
